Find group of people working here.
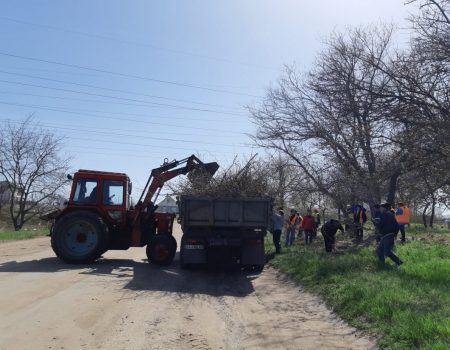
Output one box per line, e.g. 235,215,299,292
271,208,323,254
270,202,411,266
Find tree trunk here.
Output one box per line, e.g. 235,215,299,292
430,197,436,228
9,192,16,229
368,201,377,220
422,203,430,227
386,171,400,205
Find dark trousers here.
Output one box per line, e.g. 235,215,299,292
397,224,406,242
322,232,335,252
304,230,314,244
376,233,402,265
272,229,281,253
354,225,363,240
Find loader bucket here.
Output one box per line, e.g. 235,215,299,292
188,162,219,182
201,162,219,176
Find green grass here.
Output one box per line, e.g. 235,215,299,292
407,223,450,236
0,228,48,242
0,206,50,241
266,232,450,349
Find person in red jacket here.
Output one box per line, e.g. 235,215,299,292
301,209,316,245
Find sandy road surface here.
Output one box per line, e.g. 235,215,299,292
0,225,376,350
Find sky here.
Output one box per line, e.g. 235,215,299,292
0,0,415,199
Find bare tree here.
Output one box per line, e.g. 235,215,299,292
367,1,450,159
367,0,450,213
0,118,70,230
250,26,405,213
264,153,305,209
408,0,450,63
397,157,450,226
246,1,450,228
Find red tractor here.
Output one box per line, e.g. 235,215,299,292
48,155,218,265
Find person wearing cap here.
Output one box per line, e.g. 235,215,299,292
272,208,284,254
395,202,410,243
376,203,403,266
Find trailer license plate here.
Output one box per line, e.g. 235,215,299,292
185,244,204,250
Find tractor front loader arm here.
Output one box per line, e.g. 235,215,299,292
130,155,218,246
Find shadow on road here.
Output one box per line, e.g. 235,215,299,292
0,253,259,297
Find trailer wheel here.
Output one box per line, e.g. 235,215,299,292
169,235,177,253
179,237,189,269
180,246,190,270
253,264,264,273
244,264,264,274
146,235,176,266
51,211,109,264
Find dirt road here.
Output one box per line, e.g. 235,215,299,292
0,225,376,350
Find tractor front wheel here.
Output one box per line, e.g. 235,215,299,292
51,211,109,264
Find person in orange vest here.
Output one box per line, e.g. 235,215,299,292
285,209,299,247
395,202,410,243
353,204,367,241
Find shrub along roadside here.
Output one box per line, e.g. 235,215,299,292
265,235,450,350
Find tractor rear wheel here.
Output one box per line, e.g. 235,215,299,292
146,235,176,266
51,211,109,264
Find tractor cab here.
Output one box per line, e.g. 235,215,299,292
67,170,132,229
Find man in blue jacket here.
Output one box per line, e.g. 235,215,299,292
374,203,403,266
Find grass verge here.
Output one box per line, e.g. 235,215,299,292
0,228,48,242
265,231,450,349
407,223,450,236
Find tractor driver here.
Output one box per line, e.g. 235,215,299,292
86,186,97,203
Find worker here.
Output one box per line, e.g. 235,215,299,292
395,202,410,243
343,205,353,234
272,208,284,254
321,219,344,252
353,204,367,241
312,208,321,238
297,212,303,240
301,209,316,245
285,209,298,247
86,186,97,203
374,203,403,266
371,204,382,242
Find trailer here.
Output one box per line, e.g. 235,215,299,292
178,196,272,271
